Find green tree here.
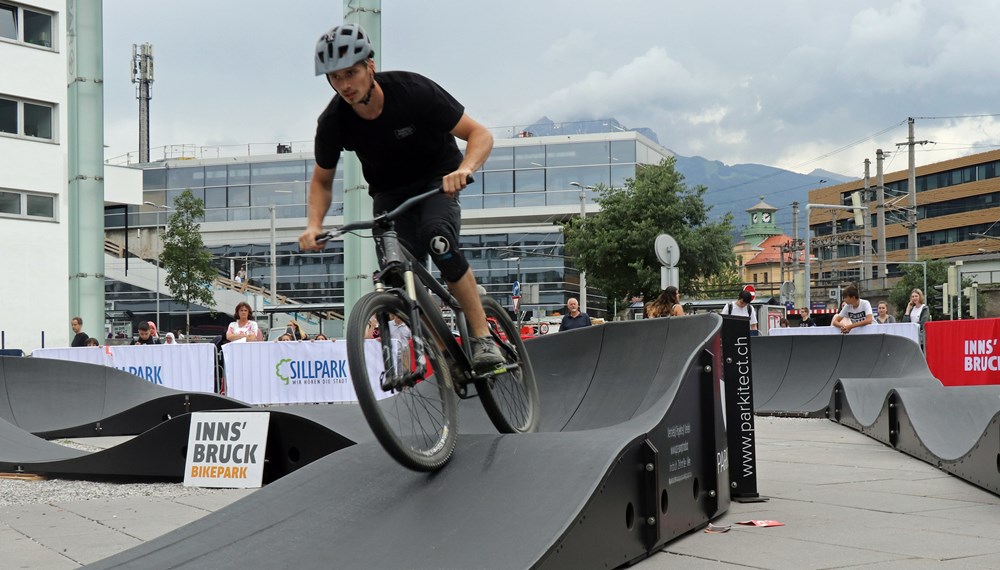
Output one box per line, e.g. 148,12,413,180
563,157,735,306
161,189,217,335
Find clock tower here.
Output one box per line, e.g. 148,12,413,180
743,196,781,247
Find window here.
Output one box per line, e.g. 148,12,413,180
0,95,55,140
0,188,56,221
0,3,53,48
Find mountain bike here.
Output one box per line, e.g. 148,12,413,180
317,186,540,471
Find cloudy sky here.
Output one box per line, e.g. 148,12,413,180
103,0,1000,178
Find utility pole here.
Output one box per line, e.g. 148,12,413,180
876,149,887,289
897,118,929,262
862,159,872,288
131,43,154,163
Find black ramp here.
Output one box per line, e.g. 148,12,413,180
0,356,246,437
88,314,732,569
0,415,88,463
0,410,353,480
753,334,929,416
833,376,938,428
890,386,1000,461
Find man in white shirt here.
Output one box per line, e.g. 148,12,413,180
831,285,873,334
721,290,758,331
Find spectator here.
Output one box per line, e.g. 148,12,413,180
286,321,308,341
365,316,381,340
645,286,684,318
798,308,817,327
164,332,177,344
277,334,294,342
85,337,100,347
874,301,896,324
560,298,592,331
70,316,89,347
832,285,874,334
779,318,789,328
226,302,262,343
234,267,246,284
904,288,930,328
388,314,412,345
721,290,758,332
133,322,161,345
313,333,330,341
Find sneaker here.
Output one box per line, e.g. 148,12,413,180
470,336,504,372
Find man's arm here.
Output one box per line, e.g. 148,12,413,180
299,164,336,251
443,113,493,196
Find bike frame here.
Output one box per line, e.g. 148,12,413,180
372,229,475,384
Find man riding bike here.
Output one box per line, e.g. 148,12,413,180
298,23,504,371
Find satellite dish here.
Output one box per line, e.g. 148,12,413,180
654,234,680,267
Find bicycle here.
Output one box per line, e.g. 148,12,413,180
317,185,540,471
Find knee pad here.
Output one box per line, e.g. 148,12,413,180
420,225,468,282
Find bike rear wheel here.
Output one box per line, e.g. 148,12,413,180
347,291,458,471
477,296,540,433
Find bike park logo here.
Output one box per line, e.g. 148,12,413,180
963,338,1000,371
274,357,349,386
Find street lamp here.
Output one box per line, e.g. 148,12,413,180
570,182,595,313
143,201,169,332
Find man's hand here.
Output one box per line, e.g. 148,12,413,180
299,226,326,252
442,168,474,197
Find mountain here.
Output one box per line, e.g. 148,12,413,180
672,155,847,240
517,117,856,240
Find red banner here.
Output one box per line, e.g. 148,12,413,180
925,318,1000,386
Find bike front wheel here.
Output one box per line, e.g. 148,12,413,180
478,296,541,433
347,292,458,471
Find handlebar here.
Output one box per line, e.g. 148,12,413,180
316,176,474,243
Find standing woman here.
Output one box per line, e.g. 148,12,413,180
645,286,685,318
904,288,930,347
226,302,262,342
874,301,896,324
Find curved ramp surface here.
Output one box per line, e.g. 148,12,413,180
0,356,246,437
89,314,733,569
833,381,1000,495
751,333,932,416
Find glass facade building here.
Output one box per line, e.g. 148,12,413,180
104,132,673,321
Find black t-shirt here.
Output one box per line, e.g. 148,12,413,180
71,332,89,347
133,335,160,345
314,71,465,196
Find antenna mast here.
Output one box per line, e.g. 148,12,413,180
131,43,154,163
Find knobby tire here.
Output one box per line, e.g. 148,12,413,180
346,292,458,471
477,296,540,433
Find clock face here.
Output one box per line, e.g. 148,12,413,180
752,213,759,223
762,212,772,223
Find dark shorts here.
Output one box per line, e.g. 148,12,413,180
372,183,468,281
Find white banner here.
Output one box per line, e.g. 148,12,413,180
32,343,216,393
769,322,919,344
222,340,387,405
183,411,269,488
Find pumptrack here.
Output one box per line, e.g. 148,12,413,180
750,333,1000,496
0,357,347,480
86,313,731,569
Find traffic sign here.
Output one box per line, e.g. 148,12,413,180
512,295,521,312
743,284,756,301
512,281,521,297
